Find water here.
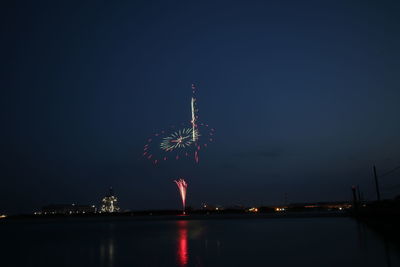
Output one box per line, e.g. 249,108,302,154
0,217,399,267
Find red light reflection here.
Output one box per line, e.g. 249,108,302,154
177,220,188,267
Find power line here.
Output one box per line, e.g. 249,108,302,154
380,164,400,178
380,185,400,194
381,183,400,190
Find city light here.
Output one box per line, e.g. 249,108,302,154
248,207,258,213
275,208,285,212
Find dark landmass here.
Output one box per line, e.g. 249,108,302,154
2,200,399,248
352,199,400,245
0,209,349,224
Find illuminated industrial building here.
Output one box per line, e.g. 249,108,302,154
100,187,120,213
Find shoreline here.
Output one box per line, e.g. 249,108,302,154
0,210,350,223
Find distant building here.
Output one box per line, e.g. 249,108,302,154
41,204,96,215
100,187,120,213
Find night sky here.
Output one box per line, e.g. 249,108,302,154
2,1,400,214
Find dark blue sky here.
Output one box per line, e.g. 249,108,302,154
2,1,400,213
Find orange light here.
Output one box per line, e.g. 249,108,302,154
249,207,258,213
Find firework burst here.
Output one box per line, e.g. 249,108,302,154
174,178,188,214
143,123,214,164
160,128,200,151
143,84,214,165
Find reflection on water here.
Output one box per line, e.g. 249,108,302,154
1,217,399,267
355,219,397,267
176,221,189,267
384,240,393,267
100,224,115,267
100,238,114,267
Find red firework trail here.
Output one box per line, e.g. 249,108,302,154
174,179,188,213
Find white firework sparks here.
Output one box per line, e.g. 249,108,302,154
160,128,200,151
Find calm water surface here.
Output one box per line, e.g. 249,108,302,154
0,217,399,267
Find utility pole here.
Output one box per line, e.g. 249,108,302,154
284,192,288,206
357,185,362,203
373,165,381,201
351,186,358,212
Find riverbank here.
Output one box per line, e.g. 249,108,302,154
0,210,349,223
352,200,400,245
